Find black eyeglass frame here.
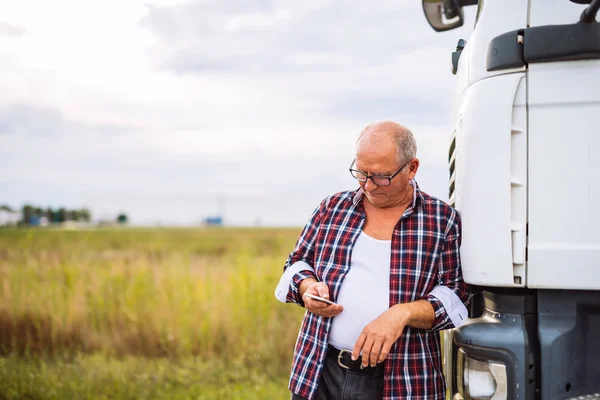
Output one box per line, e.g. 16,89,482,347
348,158,412,187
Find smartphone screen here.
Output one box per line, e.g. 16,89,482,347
304,293,336,305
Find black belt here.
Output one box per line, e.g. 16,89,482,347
326,346,385,377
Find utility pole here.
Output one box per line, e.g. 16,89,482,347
217,194,225,225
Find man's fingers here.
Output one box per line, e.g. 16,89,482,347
369,341,382,367
352,332,366,361
323,304,343,317
360,338,374,368
302,281,342,317
378,341,392,364
316,286,329,299
304,298,343,317
305,282,330,300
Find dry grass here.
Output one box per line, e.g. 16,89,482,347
0,227,306,373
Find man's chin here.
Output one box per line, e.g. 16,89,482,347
365,193,386,205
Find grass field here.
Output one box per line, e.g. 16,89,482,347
0,227,306,399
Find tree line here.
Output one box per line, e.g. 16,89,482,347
1,204,130,226
1,204,91,225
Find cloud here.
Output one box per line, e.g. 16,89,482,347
327,93,446,125
0,103,155,140
141,1,442,74
0,21,26,37
138,0,469,135
0,104,64,136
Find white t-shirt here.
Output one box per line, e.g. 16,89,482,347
328,231,391,350
274,232,468,338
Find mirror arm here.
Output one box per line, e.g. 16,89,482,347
460,0,479,6
580,0,600,22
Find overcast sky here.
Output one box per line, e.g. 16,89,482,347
1,1,476,226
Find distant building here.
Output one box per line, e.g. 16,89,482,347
29,216,49,227
0,209,21,226
203,216,223,226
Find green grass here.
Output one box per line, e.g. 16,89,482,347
0,227,305,398
0,354,290,400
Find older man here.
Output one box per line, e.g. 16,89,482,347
275,121,469,400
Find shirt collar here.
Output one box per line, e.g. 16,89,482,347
352,179,424,209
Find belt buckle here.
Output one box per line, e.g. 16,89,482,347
337,349,354,370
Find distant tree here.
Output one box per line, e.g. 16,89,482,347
67,210,78,221
79,208,91,222
117,213,128,225
51,209,61,223
57,208,67,223
22,204,34,225
16,205,93,225
0,204,12,212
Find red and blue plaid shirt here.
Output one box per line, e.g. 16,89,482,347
282,181,468,400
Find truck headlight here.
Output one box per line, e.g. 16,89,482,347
456,349,508,400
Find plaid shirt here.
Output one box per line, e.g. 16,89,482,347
283,181,468,400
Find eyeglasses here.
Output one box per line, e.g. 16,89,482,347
349,158,411,187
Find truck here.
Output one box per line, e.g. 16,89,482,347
421,0,600,399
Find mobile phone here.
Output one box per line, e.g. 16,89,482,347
304,293,336,305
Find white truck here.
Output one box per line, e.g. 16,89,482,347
421,0,600,399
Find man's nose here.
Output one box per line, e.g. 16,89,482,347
365,177,378,191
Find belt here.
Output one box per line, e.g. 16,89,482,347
326,346,385,377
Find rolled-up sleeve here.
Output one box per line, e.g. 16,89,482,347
425,210,470,331
274,198,327,306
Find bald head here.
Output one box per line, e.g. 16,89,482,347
356,121,417,166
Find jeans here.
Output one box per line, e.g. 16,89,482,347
291,355,384,400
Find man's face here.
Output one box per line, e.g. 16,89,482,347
354,133,418,209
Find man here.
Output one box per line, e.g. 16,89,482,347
275,121,469,400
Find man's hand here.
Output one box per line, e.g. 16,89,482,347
352,305,410,368
300,280,343,318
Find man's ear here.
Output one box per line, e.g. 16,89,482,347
408,158,420,180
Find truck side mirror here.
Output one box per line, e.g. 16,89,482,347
422,0,465,32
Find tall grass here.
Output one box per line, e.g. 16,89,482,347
0,228,306,393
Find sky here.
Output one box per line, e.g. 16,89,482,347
0,1,476,226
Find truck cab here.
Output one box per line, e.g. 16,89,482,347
422,0,600,398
